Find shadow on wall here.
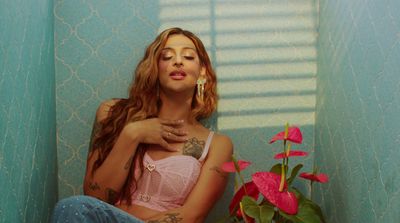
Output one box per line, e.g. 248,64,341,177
156,0,318,157
157,0,318,221
55,0,318,222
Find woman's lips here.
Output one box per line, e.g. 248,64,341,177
170,71,186,80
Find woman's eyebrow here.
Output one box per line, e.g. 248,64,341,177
162,46,196,51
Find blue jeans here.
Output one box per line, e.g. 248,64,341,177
51,195,144,223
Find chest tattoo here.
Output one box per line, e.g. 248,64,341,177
182,137,205,159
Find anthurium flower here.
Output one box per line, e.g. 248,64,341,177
229,181,260,214
252,172,298,215
269,126,303,144
221,160,251,173
300,172,329,183
274,150,309,159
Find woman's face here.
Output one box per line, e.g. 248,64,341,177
158,34,205,97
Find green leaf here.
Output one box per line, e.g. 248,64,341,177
270,163,288,175
287,164,303,185
278,188,327,223
269,163,288,179
270,163,282,174
242,196,275,223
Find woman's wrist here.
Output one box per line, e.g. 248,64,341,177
121,122,142,144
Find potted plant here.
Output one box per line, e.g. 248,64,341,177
220,123,328,223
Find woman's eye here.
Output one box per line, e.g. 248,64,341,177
184,56,194,60
162,56,172,61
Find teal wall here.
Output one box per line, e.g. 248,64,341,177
54,0,318,221
8,0,399,222
315,0,400,222
54,0,159,198
0,0,58,223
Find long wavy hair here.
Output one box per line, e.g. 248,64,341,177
91,27,217,203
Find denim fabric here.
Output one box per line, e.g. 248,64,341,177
51,195,144,223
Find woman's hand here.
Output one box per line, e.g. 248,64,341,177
123,118,188,151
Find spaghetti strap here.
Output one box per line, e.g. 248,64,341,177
199,131,214,161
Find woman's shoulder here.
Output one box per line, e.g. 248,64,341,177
211,132,232,143
209,132,233,155
96,98,126,121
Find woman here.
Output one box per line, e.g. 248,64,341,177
52,27,233,223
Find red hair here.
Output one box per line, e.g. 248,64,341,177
91,27,217,203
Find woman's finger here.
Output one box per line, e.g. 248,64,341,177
159,119,185,127
162,130,188,143
161,125,188,136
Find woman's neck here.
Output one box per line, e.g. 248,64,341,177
158,94,195,123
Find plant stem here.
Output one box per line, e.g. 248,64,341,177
232,155,248,195
310,181,314,200
279,140,288,192
238,171,248,195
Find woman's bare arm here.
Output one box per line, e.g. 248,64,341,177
145,134,233,223
83,100,141,203
83,100,189,203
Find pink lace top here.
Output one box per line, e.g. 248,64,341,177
124,131,214,211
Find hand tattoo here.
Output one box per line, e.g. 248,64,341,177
182,137,205,159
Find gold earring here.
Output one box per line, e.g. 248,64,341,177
197,77,206,101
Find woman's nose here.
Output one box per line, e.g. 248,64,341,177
174,55,183,67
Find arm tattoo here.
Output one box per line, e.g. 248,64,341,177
88,118,102,153
182,137,205,159
210,166,228,178
105,188,119,204
88,182,101,191
147,213,183,223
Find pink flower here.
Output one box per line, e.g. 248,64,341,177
229,181,259,215
221,160,251,173
274,150,309,159
300,172,329,183
252,172,298,215
269,126,303,144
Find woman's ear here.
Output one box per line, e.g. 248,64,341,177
200,66,206,77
